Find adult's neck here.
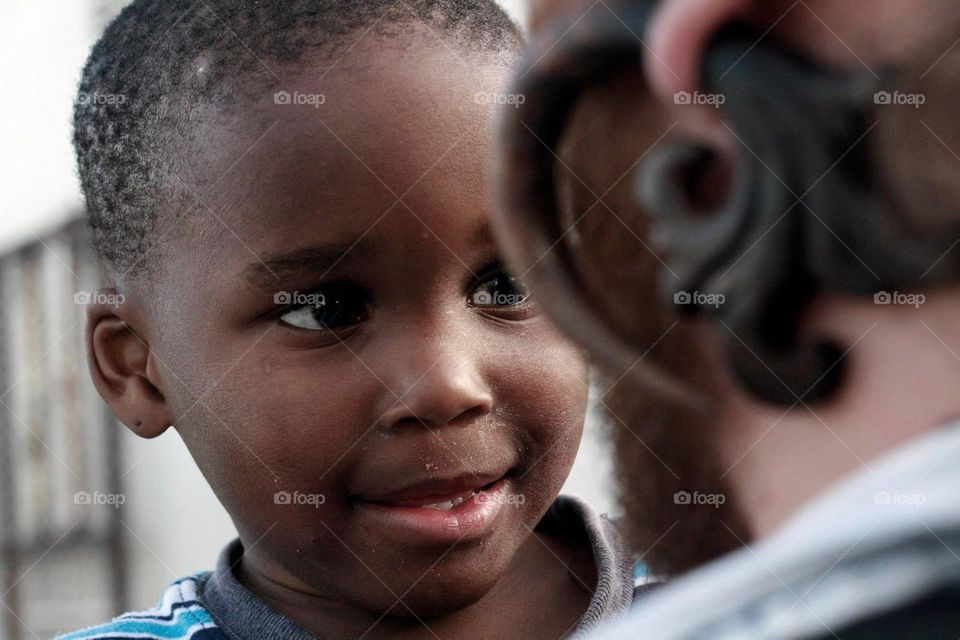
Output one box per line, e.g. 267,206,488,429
717,289,960,539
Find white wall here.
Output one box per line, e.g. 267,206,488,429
0,2,92,253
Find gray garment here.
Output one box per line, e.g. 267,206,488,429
200,495,638,639
592,419,960,640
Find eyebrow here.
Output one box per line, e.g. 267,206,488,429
245,240,374,289
244,221,496,289
472,220,495,248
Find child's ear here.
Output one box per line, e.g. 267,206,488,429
86,289,173,439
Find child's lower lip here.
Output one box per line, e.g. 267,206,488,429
355,479,510,546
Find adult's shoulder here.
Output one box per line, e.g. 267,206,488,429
803,582,960,640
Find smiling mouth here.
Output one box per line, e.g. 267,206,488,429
351,473,515,545
363,479,500,512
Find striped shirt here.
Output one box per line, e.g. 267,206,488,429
57,575,225,640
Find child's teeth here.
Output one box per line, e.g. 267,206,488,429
422,500,455,511
420,492,476,511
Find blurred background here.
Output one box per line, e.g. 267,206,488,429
0,1,617,637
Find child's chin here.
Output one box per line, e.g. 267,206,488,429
387,578,496,618
361,557,508,619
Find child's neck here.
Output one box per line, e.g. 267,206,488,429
237,530,595,640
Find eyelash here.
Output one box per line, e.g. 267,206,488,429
276,284,368,334
467,263,533,315
275,263,535,334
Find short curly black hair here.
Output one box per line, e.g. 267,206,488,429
74,0,522,281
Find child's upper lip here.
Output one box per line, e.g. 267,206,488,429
352,468,511,505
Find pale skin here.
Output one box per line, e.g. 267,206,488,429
524,0,960,540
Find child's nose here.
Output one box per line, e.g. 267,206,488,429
378,356,494,431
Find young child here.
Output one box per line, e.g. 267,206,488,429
59,1,641,638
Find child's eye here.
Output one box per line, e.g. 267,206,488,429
469,266,533,312
279,285,368,331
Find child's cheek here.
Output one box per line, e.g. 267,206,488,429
244,359,380,467
181,356,377,503
494,329,589,481
500,325,590,413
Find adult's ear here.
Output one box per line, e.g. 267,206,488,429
85,288,173,439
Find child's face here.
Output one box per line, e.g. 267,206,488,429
133,42,589,615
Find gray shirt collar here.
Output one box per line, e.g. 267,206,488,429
200,495,637,639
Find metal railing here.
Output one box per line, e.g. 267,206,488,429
0,217,126,640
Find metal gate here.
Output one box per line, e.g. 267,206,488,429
0,218,126,640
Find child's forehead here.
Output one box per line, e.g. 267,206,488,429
263,28,513,91
155,38,515,284
207,103,493,217
172,94,503,282
200,50,507,206
206,40,505,147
